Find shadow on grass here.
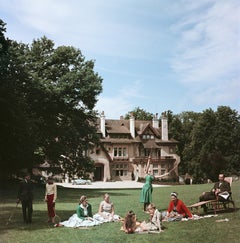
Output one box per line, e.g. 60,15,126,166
57,187,136,203
1,207,91,232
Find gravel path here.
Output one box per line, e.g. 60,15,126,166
56,181,171,189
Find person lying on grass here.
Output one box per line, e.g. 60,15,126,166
162,192,193,221
121,205,163,234
55,195,102,228
93,193,121,222
121,210,143,233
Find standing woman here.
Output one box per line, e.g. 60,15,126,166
45,177,57,223
140,155,154,212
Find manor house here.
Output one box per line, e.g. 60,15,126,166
90,112,180,182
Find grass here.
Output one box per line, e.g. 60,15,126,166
0,180,239,243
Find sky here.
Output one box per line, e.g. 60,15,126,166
1,0,239,119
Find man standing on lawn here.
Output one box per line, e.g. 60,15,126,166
17,173,34,223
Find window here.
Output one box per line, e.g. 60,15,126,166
116,170,124,176
113,163,128,177
142,134,155,139
153,169,158,176
114,148,118,156
123,147,126,156
96,149,100,155
169,147,174,153
113,147,128,157
144,149,151,157
118,148,122,156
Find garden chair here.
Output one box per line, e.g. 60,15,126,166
188,177,235,214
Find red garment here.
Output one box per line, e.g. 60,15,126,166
47,194,56,218
167,199,192,218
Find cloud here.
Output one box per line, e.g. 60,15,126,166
95,96,130,119
194,78,240,105
170,0,240,107
2,0,166,60
1,0,239,117
95,80,146,118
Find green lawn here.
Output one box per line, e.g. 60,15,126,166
0,180,239,243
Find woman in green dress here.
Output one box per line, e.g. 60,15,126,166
140,155,154,212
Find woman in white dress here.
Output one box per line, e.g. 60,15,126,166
93,193,121,222
56,195,102,227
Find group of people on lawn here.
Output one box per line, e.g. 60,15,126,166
17,158,231,233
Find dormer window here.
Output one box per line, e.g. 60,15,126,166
142,134,155,140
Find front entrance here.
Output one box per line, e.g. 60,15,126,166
94,164,104,181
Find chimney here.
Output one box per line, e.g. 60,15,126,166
100,111,106,138
161,112,168,140
130,113,135,138
152,113,159,128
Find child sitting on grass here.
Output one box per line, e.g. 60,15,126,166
140,203,163,232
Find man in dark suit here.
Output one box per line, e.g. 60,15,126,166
199,174,231,211
17,173,34,223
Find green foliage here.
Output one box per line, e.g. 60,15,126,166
125,107,154,120
0,20,102,177
177,107,240,181
168,111,201,175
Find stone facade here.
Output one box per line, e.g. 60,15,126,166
90,112,180,182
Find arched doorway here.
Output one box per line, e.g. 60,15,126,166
94,163,104,181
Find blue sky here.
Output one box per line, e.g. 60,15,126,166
1,0,239,119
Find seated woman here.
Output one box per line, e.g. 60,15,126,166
55,195,102,227
121,210,143,233
163,192,192,221
140,203,163,232
93,193,121,222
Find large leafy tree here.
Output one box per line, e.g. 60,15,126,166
0,21,36,175
168,111,200,175
0,21,102,178
182,107,240,181
125,107,153,120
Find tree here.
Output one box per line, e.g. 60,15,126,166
0,21,37,176
182,107,240,181
168,111,200,175
0,21,103,177
125,107,153,120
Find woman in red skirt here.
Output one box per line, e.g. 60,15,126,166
44,177,57,223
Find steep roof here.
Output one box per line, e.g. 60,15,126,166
97,118,161,136
105,120,130,134
96,117,178,144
